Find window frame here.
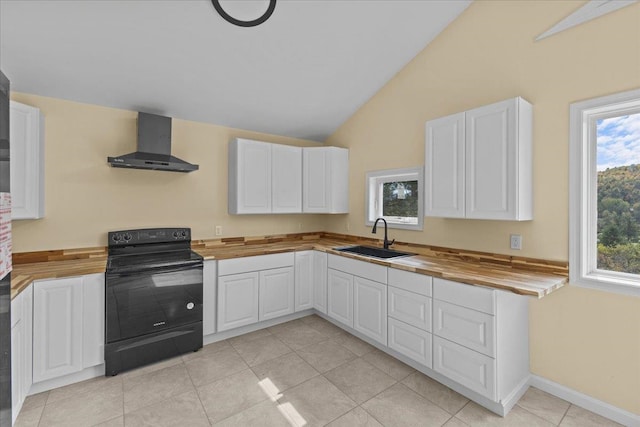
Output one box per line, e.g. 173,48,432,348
569,88,640,297
365,167,424,231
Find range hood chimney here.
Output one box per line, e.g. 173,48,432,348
107,112,199,172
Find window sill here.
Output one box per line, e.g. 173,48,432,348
570,271,640,297
365,220,423,231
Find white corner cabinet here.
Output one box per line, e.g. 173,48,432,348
228,138,302,214
11,284,32,425
10,100,45,220
425,97,532,221
303,146,349,213
32,274,104,383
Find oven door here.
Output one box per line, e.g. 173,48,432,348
106,263,203,343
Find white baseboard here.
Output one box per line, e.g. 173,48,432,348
530,375,640,427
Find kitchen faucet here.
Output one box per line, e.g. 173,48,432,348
372,218,395,249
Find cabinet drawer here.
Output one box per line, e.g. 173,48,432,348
433,299,495,357
433,336,495,400
433,278,495,315
218,252,294,276
388,286,431,332
328,254,387,283
388,268,432,296
388,318,432,368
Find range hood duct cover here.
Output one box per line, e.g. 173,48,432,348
107,112,199,172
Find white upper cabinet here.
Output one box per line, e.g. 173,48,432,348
272,144,302,213
302,147,348,214
425,97,532,221
228,138,302,214
425,112,465,218
10,101,45,220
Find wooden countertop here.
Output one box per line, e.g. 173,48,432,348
10,233,568,300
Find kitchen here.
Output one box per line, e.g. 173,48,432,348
1,1,639,427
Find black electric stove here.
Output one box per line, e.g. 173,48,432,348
104,227,203,376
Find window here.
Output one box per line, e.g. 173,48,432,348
366,167,424,230
570,88,640,296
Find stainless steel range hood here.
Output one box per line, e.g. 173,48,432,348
107,112,199,172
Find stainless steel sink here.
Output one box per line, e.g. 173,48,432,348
334,245,415,259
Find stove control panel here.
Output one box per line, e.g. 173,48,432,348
108,228,191,246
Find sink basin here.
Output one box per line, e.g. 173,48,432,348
334,245,415,259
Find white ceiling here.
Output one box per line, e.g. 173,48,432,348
0,0,471,141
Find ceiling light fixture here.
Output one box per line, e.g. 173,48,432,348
211,0,276,27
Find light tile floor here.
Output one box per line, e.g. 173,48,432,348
15,315,623,427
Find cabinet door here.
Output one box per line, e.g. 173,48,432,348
11,318,23,424
294,251,313,312
433,336,496,400
82,274,104,368
20,285,33,401
33,277,84,383
327,269,353,327
203,261,217,335
303,148,332,213
259,267,295,321
425,112,465,218
313,251,328,314
272,144,302,213
465,98,517,220
353,277,387,345
217,272,259,332
229,139,272,214
10,101,44,219
388,317,432,368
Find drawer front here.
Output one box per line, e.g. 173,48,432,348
328,254,387,284
388,268,432,296
388,286,431,332
388,318,432,368
433,336,495,400
433,300,495,357
433,278,495,315
218,252,294,276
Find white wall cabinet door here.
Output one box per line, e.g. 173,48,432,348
10,100,44,220
294,251,313,312
33,277,84,383
465,98,532,220
272,144,302,213
203,260,217,336
425,112,465,218
217,272,260,331
302,147,349,213
259,267,295,321
228,138,272,214
327,268,353,327
312,251,328,314
353,276,387,345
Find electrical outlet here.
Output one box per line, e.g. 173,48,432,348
215,225,222,236
510,234,522,250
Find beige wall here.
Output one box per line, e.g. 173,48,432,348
325,0,640,415
10,93,328,252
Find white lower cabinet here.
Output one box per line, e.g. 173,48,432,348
11,284,32,425
217,272,260,331
327,268,353,327
294,251,314,312
203,260,217,335
259,267,294,321
388,286,431,331
33,274,104,384
388,317,432,367
353,276,387,345
433,335,496,399
217,253,295,332
312,251,328,314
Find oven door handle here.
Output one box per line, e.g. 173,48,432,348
106,261,203,278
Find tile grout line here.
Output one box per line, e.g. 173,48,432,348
557,404,573,426
182,357,212,426
510,403,558,426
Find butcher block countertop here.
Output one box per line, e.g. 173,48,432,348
11,232,568,299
